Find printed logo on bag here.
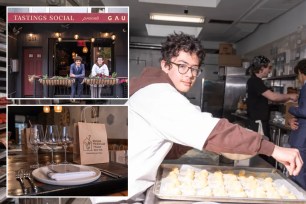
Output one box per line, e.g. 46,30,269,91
83,135,92,151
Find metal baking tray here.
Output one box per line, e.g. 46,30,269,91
153,164,306,204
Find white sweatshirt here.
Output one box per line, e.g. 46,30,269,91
91,64,109,77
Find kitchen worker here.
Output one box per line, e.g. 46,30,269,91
90,56,109,98
70,56,85,98
246,55,298,138
91,33,303,203
288,59,306,190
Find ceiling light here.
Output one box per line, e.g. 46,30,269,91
82,46,88,53
140,0,220,8
43,106,50,113
150,13,204,23
146,24,202,37
111,34,116,40
54,106,62,113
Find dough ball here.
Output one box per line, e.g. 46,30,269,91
197,187,212,197
181,187,196,196
171,167,180,174
213,187,227,197
167,186,181,195
239,170,246,177
264,177,273,183
192,179,208,188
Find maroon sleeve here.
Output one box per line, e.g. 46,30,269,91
165,143,192,160
203,119,275,156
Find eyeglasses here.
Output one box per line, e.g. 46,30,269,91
170,62,202,77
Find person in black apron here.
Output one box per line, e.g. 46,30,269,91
288,59,306,190
246,56,298,138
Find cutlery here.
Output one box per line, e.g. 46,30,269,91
24,170,38,193
15,169,27,195
99,168,122,179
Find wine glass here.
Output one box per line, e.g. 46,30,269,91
29,124,45,169
60,126,73,164
45,125,60,164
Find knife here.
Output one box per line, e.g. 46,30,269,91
99,168,122,178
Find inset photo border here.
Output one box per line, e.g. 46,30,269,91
7,7,129,100
6,104,128,197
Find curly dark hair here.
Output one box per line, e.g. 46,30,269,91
161,32,205,66
247,55,270,75
294,59,306,75
74,56,82,62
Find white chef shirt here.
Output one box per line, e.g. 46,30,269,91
127,83,220,199
91,83,220,203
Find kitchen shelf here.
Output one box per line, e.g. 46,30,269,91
0,67,5,72
0,57,5,63
265,74,297,80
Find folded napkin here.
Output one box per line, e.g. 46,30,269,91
41,167,96,181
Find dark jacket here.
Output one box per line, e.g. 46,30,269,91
289,83,306,148
70,63,85,83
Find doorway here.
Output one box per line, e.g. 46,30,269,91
23,47,43,97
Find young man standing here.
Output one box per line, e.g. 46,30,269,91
70,56,85,98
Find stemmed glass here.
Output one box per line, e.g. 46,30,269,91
60,126,73,164
45,125,60,164
29,124,45,169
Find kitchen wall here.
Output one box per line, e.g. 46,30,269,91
129,36,221,79
236,0,306,55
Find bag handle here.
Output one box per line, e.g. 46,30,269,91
80,107,98,123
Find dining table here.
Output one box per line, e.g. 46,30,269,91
7,149,128,197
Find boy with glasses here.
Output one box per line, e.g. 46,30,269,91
92,33,303,203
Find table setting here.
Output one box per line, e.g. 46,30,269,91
7,123,127,196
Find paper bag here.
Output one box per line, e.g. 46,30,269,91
73,122,109,164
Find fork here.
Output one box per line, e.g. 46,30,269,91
15,169,27,195
24,169,38,193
